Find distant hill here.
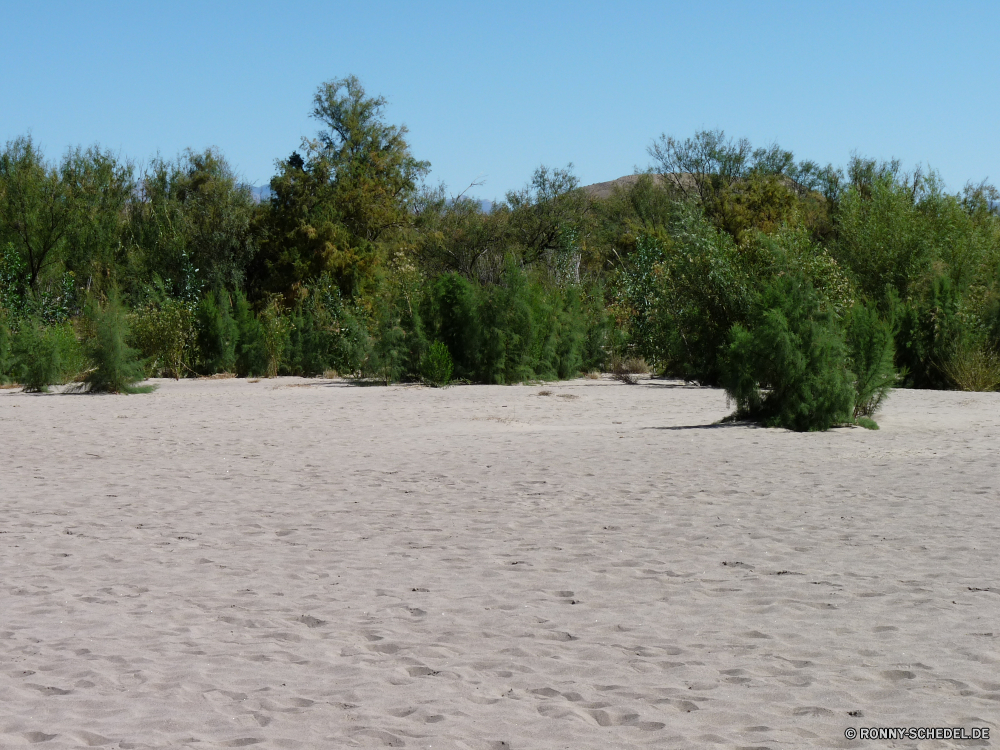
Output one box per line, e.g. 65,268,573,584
579,174,665,200
248,186,492,213
580,172,814,200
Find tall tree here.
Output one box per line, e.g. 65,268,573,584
254,76,429,300
0,136,72,290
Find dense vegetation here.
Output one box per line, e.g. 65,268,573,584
2,77,999,427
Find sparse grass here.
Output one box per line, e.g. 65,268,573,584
584,371,601,380
537,389,553,396
199,372,236,380
856,417,880,430
323,369,339,379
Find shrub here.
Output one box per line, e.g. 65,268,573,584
940,344,1000,391
420,341,453,386
233,291,267,377
0,313,12,383
286,295,331,376
427,273,480,379
845,303,895,418
195,291,238,374
894,274,963,389
11,320,64,392
259,297,290,378
416,263,598,385
721,276,854,431
83,291,153,393
129,298,195,378
362,296,415,384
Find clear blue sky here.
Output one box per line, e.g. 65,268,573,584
2,1,998,201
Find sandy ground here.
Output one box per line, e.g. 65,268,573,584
0,377,998,749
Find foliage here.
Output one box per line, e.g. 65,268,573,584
845,303,896,419
0,137,132,294
420,341,453,386
10,319,82,391
940,343,1000,392
259,297,291,378
195,291,238,374
126,150,256,298
129,297,195,378
233,291,268,377
0,312,12,383
616,213,754,383
253,76,429,301
83,290,153,393
3,90,1000,408
894,274,964,389
721,276,855,431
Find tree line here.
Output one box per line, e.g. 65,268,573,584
2,76,999,427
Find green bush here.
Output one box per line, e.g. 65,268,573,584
0,313,12,383
362,293,423,384
721,276,854,431
129,298,195,378
420,265,593,385
83,291,153,393
195,291,238,374
427,273,479,379
845,303,895,419
11,320,65,392
233,291,267,377
618,219,754,384
259,298,290,378
895,274,963,389
420,340,453,386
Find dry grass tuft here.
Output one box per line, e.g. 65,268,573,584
941,346,1000,392
584,371,601,380
537,390,553,396
200,372,236,380
323,369,339,379
609,356,650,385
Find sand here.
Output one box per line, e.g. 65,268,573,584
1,377,998,749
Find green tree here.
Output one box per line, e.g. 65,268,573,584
126,149,258,298
254,76,429,300
84,290,152,393
0,137,73,290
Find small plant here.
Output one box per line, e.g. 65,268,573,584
195,291,238,374
233,292,267,377
0,313,12,383
259,297,290,378
845,303,895,419
83,291,155,394
610,355,649,384
11,320,63,392
940,344,1000,392
856,417,879,430
129,298,195,378
420,340,453,386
